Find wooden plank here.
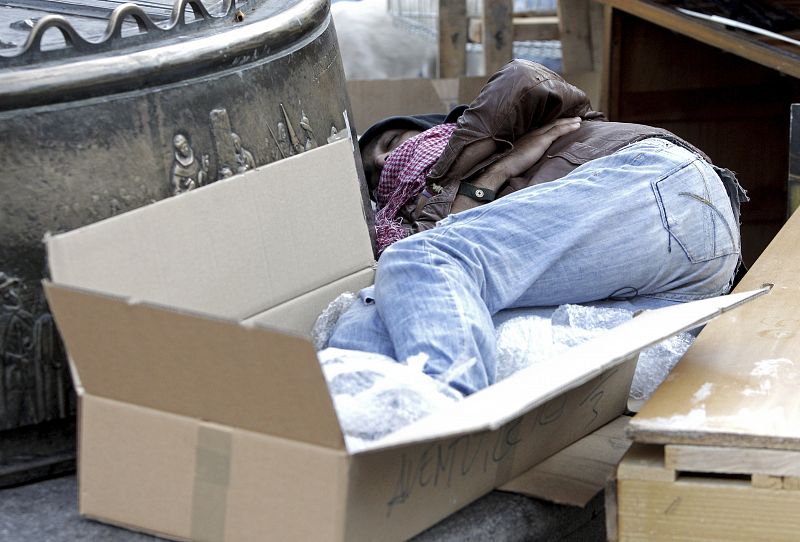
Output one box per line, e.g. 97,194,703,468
596,0,800,79
599,3,619,116
513,16,560,41
617,476,800,541
752,473,784,489
784,476,800,490
469,17,560,44
790,103,800,218
630,210,800,450
481,0,513,75
588,0,605,72
665,444,800,478
616,443,675,482
617,444,800,541
604,477,619,542
438,0,467,78
558,0,594,74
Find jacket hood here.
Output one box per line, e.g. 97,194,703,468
357,106,467,153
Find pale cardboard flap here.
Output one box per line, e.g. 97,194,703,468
244,267,374,335
46,138,373,322
361,287,771,452
45,282,345,449
346,76,487,134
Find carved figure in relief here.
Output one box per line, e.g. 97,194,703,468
300,111,317,151
276,121,294,157
232,133,256,173
219,165,234,179
280,103,305,154
197,153,211,186
170,133,200,195
266,137,280,163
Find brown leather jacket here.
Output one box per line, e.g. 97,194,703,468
399,59,709,235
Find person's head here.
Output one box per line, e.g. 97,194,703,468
360,127,421,193
173,134,190,157
231,133,242,152
358,113,452,197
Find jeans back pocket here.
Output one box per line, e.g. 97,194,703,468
653,160,739,264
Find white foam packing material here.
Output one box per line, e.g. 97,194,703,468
311,291,357,350
312,295,695,451
317,347,463,452
496,304,695,401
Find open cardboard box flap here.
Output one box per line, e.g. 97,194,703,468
45,282,347,449
360,285,772,452
45,134,771,456
46,138,375,322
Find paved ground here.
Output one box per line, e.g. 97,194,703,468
0,475,605,541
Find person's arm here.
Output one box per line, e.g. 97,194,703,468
428,59,603,187
449,117,581,214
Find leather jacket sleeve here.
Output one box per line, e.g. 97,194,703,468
427,59,603,186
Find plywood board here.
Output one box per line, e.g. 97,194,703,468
629,210,800,449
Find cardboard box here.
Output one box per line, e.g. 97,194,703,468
44,134,766,541
346,77,488,135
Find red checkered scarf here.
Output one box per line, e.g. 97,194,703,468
374,123,457,254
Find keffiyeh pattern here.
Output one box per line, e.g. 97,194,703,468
374,123,457,254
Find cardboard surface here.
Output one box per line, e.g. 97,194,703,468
630,210,800,449
46,282,344,449
342,362,637,540
80,395,350,541
244,268,374,334
346,77,487,134
44,134,768,541
500,415,632,507
47,138,374,323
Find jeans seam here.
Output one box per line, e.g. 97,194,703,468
421,236,471,379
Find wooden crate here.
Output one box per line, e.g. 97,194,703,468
613,443,800,541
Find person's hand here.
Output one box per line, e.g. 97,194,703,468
450,117,581,214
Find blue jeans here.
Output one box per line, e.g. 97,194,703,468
328,139,743,395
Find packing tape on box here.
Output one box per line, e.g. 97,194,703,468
191,424,233,542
